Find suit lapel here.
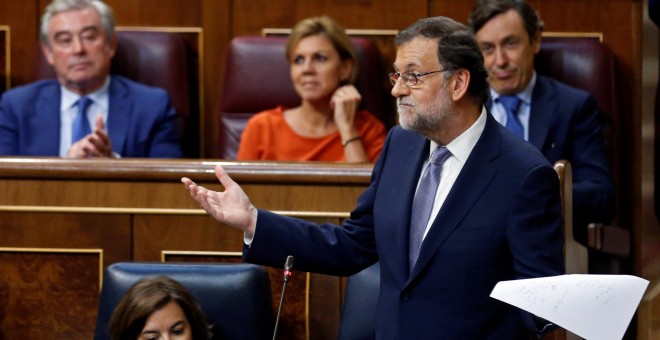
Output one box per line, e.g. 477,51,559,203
396,133,429,277
376,128,429,280
35,85,62,155
406,114,501,282
528,76,557,149
106,77,131,154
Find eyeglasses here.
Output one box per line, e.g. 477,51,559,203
388,69,447,87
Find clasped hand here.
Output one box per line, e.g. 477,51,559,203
66,115,115,158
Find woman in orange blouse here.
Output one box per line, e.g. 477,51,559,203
237,16,386,162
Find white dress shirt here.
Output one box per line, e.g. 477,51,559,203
418,106,487,240
489,72,536,141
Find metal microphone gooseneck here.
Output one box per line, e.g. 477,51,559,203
273,255,294,340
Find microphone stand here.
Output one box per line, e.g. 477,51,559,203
273,255,294,340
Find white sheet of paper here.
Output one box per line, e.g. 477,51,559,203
490,274,649,340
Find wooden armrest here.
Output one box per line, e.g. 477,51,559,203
587,223,631,257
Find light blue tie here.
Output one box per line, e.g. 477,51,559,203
72,96,92,143
498,94,523,138
409,146,452,272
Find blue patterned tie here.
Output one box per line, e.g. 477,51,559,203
409,146,452,272
499,94,523,138
72,96,92,143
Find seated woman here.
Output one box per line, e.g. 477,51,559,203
108,276,212,340
237,16,386,162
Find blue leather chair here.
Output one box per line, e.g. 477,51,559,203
338,262,380,340
94,262,274,340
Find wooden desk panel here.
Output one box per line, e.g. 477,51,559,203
0,26,7,94
0,249,101,339
0,158,372,340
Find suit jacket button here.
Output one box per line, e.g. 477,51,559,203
402,291,410,300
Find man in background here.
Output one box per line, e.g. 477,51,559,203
0,0,182,158
468,0,616,267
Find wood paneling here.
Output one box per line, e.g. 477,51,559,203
0,26,8,94
199,0,231,158
0,0,38,86
639,279,660,340
0,212,131,266
133,215,245,259
0,158,371,339
231,0,427,36
108,0,202,26
0,249,101,339
162,252,332,340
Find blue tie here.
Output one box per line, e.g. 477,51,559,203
499,95,523,138
72,96,92,143
409,146,452,272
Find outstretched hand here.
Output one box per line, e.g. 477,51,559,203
181,165,257,235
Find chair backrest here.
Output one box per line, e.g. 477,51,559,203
554,160,588,275
217,36,393,159
338,262,380,340
35,30,200,157
94,262,274,340
535,35,617,162
552,160,586,340
537,36,633,264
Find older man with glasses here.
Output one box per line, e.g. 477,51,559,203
183,16,563,339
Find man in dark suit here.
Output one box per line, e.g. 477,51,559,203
468,0,615,252
182,16,563,339
0,0,181,158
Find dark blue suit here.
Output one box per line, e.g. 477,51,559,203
0,75,182,157
245,114,564,339
491,75,615,244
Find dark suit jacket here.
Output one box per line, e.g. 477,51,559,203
245,114,564,339
490,75,615,243
0,75,182,157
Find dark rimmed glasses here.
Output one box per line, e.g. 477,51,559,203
388,69,447,87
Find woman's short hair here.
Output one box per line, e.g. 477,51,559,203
285,16,358,84
108,276,212,340
40,0,115,47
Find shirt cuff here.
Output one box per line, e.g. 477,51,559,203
243,231,255,246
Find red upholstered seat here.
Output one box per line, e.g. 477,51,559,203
535,36,630,262
535,36,617,156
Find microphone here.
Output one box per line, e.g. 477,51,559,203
284,255,294,282
273,255,294,340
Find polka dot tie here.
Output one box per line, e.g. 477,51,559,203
409,146,452,272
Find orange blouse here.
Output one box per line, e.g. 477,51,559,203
237,106,386,162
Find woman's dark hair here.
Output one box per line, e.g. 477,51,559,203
394,16,490,105
108,276,213,340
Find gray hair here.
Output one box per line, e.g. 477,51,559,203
40,0,115,47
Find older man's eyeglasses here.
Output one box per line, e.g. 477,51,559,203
388,70,447,87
